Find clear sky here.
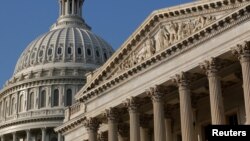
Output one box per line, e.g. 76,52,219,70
0,0,193,88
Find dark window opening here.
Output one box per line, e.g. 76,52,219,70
104,53,108,60
87,49,92,56
53,89,59,107
78,48,82,55
66,89,72,106
39,50,43,57
57,47,62,55
40,90,46,108
68,47,72,54
96,51,100,57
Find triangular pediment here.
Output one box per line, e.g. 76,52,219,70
75,0,250,100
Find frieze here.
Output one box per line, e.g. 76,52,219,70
111,15,216,79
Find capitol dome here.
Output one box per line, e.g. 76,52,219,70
0,0,113,141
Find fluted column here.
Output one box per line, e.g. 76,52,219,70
118,123,129,141
104,108,119,141
200,58,226,124
0,135,4,141
147,85,166,141
84,118,100,141
41,128,46,141
140,114,151,141
26,130,31,141
72,0,75,14
12,132,17,141
172,72,195,141
232,42,250,124
124,97,141,141
58,133,63,141
165,108,173,141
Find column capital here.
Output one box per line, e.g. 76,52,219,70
123,97,142,113
103,107,120,122
200,57,221,76
118,123,129,137
231,41,250,63
147,85,166,102
84,117,101,132
172,72,190,88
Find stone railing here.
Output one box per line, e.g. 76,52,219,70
0,108,65,125
64,102,85,122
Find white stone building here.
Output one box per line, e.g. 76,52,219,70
0,0,113,141
54,0,250,141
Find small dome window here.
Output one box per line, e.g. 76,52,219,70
39,50,43,57
96,51,100,57
104,53,108,60
57,47,62,55
68,47,72,54
87,49,92,56
78,48,82,55
48,48,53,56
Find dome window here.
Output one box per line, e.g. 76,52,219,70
48,48,53,56
87,49,92,56
104,53,108,60
96,51,100,57
78,48,82,55
68,47,72,54
39,50,44,57
57,47,62,55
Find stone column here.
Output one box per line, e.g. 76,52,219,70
200,58,226,124
0,135,5,141
118,123,129,141
123,97,141,141
83,118,100,141
58,133,63,141
41,128,46,141
232,42,250,124
147,85,166,141
26,130,31,141
72,0,75,14
13,132,17,141
164,107,173,141
172,72,195,141
140,114,151,141
104,108,119,141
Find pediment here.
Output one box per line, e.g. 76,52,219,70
75,0,250,100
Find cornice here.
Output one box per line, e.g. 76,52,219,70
0,77,85,99
77,4,250,102
0,116,64,130
55,113,86,133
75,0,250,100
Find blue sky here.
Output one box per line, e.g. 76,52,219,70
0,0,193,88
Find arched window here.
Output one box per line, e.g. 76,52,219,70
68,47,72,54
5,101,8,116
19,95,24,112
87,49,92,56
77,48,82,55
66,89,72,106
53,89,59,107
40,90,46,108
10,97,15,115
104,53,108,60
29,92,35,110
57,47,62,55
